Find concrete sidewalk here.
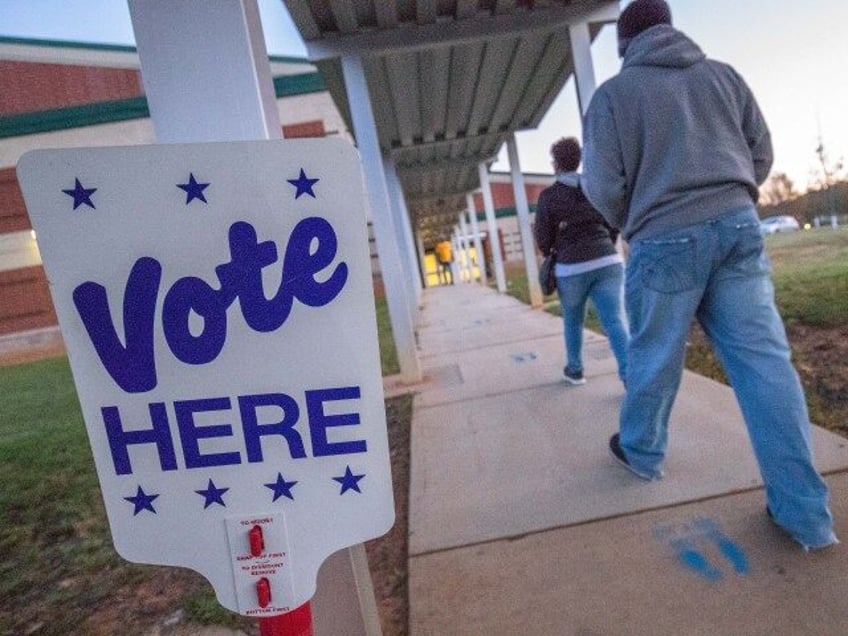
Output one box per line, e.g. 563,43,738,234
407,284,848,635
0,325,65,366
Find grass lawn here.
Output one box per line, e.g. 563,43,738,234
502,227,848,434
683,228,848,432
0,357,172,635
766,227,848,327
0,290,408,635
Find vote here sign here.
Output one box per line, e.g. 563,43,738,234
16,139,394,616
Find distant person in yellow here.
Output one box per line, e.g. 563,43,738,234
435,239,453,285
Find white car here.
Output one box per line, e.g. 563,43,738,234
760,215,800,234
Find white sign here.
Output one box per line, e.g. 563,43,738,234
16,139,394,615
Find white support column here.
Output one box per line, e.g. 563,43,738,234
458,211,473,283
382,157,417,321
568,18,626,259
461,219,473,283
310,544,382,636
128,3,380,633
466,193,487,286
406,217,424,296
416,234,430,288
451,227,463,285
128,0,280,142
341,54,422,384
384,156,423,309
478,162,507,293
506,134,543,308
568,20,598,117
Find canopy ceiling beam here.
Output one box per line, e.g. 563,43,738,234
408,189,473,204
328,1,359,33
390,130,507,155
375,3,399,28
296,2,619,60
397,153,497,174
455,0,479,20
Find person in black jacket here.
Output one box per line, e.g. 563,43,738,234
535,137,629,385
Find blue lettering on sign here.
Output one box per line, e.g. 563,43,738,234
306,386,367,456
175,397,241,469
104,402,178,475
103,386,367,476
73,218,348,393
240,393,305,463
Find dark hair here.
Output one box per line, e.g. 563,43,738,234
550,137,581,173
617,0,672,57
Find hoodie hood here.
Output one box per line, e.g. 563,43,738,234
556,171,581,188
622,24,705,70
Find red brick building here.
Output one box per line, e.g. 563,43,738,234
0,37,342,336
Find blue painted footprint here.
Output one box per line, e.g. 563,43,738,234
692,517,750,575
655,517,750,580
670,537,724,581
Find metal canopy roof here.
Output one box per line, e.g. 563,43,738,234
283,0,617,246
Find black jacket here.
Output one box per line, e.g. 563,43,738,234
535,178,619,264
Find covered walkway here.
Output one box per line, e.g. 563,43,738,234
405,282,848,634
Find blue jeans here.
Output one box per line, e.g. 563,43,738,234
620,207,835,548
556,263,629,382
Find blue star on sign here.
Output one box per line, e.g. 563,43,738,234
287,168,319,199
124,485,159,516
333,466,365,495
265,473,298,502
195,478,229,509
62,178,97,209
177,172,210,204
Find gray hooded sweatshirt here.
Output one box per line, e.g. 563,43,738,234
581,24,773,241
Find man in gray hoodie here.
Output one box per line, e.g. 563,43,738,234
581,0,836,549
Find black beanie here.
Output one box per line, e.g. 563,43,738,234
617,0,672,54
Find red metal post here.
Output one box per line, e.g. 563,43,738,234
258,602,313,636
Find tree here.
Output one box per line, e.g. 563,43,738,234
813,134,845,222
760,172,797,206
814,135,844,191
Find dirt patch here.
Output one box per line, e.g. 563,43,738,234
687,323,848,435
84,569,221,636
786,324,848,433
365,394,412,636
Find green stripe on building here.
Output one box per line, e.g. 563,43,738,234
0,72,325,139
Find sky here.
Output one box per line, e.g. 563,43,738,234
1,0,846,193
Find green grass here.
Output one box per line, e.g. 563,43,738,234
0,358,251,629
502,228,847,432
0,358,154,634
688,227,848,430
683,228,848,386
767,228,848,327
375,294,400,376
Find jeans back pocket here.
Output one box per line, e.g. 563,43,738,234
636,237,698,293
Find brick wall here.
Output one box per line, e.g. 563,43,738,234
0,266,57,335
0,61,143,115
282,120,325,138
0,168,30,233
